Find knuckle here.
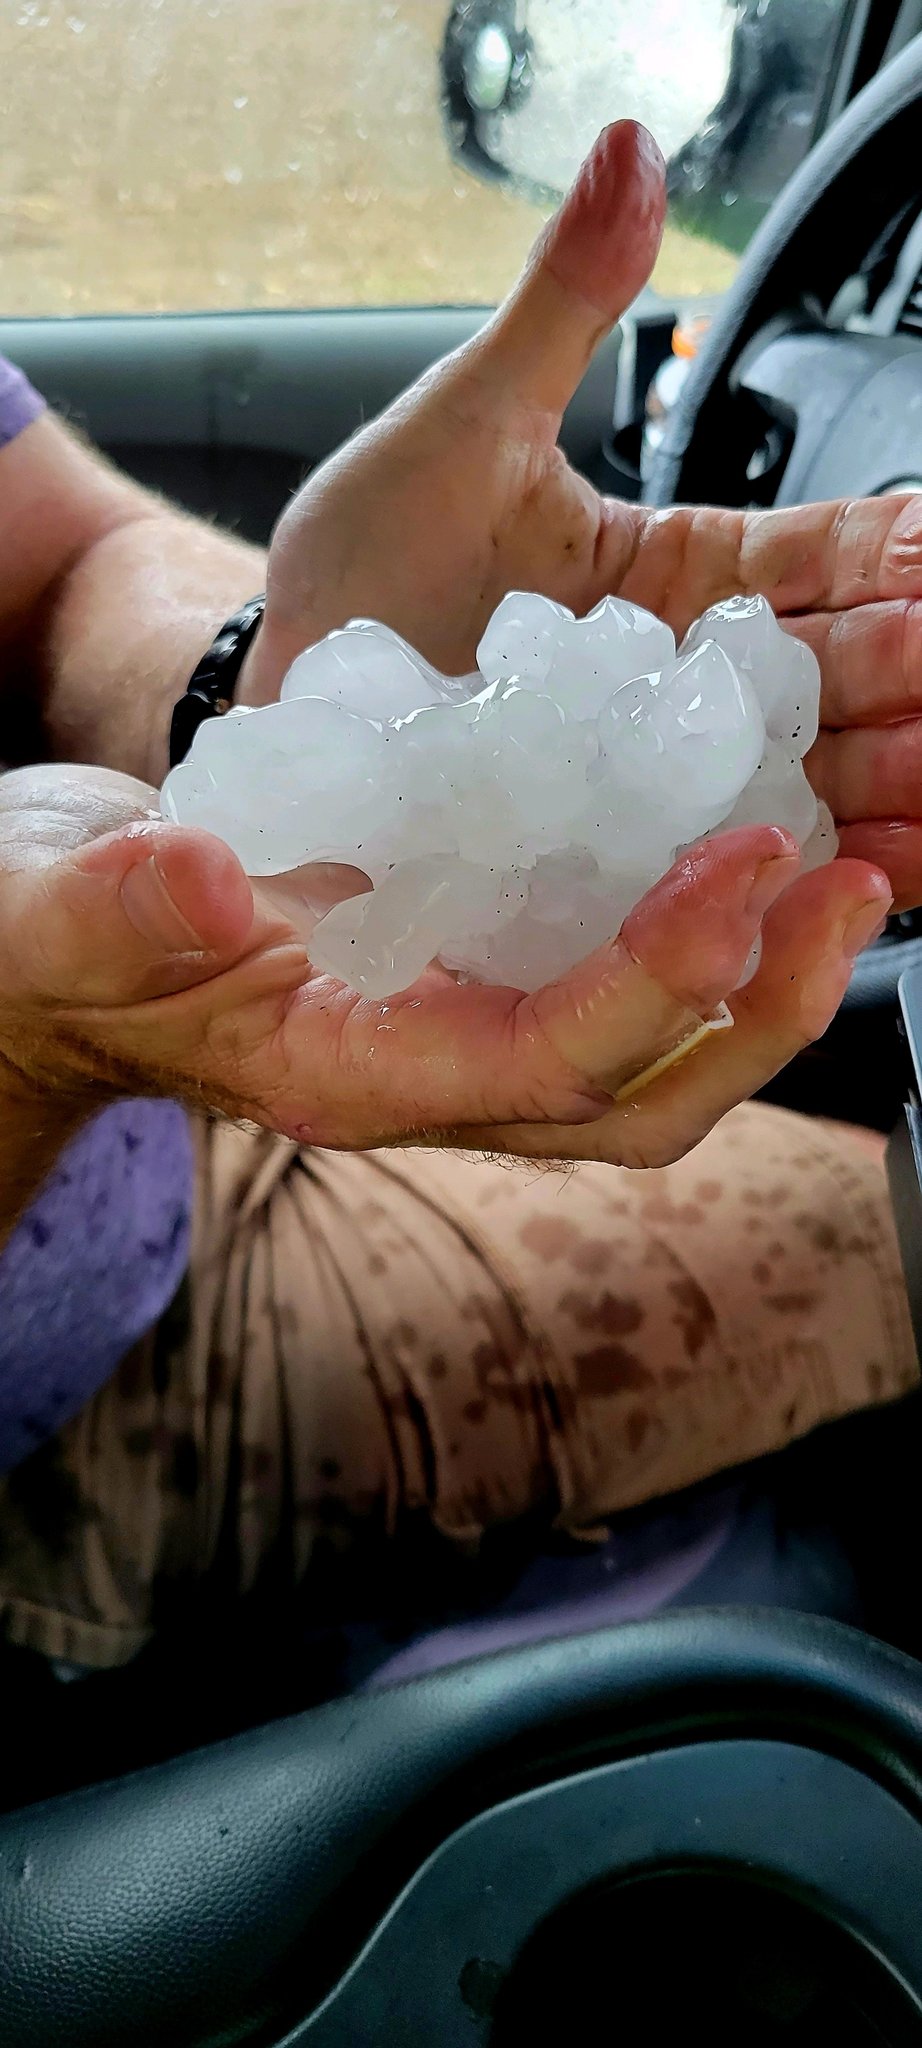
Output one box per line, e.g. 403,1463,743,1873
886,496,922,582
506,1001,586,1125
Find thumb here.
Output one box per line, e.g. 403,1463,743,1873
473,120,666,419
2,820,268,1009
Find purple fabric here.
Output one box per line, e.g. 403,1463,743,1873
0,356,44,446
1,355,194,1476
0,1103,193,1472
361,1485,741,1689
354,1478,865,1691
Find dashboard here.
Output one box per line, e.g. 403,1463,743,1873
735,190,922,507
740,327,922,506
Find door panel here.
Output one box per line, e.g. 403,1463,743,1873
0,310,622,545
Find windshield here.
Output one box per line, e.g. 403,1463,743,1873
0,0,856,317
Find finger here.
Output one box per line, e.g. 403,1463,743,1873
808,720,922,822
836,821,922,911
274,826,799,1146
473,121,667,419
792,600,922,728
528,825,798,1089
0,820,277,1007
619,494,922,639
447,861,891,1167
607,860,892,1165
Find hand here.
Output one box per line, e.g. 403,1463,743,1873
0,767,889,1205
244,120,922,912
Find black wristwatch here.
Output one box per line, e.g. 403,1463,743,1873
168,595,266,768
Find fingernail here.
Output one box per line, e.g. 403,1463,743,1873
843,901,891,960
120,854,204,953
745,853,800,919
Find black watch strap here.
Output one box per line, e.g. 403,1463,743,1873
169,595,266,768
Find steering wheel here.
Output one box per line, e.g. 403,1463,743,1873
649,36,922,508
649,34,922,1126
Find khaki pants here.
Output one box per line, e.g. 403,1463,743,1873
0,1102,915,1669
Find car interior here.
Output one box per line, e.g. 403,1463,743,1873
8,0,922,2041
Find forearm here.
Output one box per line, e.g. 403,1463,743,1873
40,511,266,786
1,413,266,785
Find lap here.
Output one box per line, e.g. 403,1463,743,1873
0,1103,914,1669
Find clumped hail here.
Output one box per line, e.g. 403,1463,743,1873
162,590,833,997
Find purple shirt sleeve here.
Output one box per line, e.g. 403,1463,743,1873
0,354,194,1474
0,355,44,446
0,1103,194,1471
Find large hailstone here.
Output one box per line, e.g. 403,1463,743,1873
161,591,835,999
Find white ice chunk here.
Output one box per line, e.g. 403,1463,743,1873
161,754,216,822
682,594,821,755
654,641,766,809
476,591,576,689
723,737,819,848
478,590,676,719
281,620,443,721
735,932,763,991
474,687,600,851
165,694,394,875
801,799,838,874
161,588,835,999
281,617,480,723
309,857,502,998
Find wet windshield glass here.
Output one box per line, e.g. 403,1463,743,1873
0,0,854,316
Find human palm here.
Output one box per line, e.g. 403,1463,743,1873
247,122,922,911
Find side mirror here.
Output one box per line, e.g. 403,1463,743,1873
439,0,848,264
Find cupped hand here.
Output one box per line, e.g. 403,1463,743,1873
244,119,922,912
0,767,889,1184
